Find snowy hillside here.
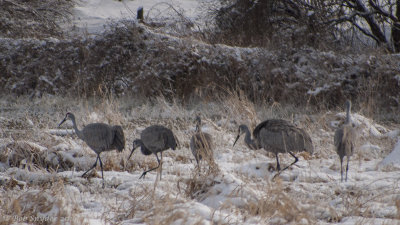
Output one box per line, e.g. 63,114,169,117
71,0,204,34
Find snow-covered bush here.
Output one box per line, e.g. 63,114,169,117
0,0,73,39
1,22,399,112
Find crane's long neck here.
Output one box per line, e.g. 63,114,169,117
70,116,84,140
244,127,257,150
345,103,351,124
138,140,152,155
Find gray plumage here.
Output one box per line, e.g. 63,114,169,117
128,125,177,179
233,119,313,173
334,100,356,182
58,112,125,186
190,116,214,167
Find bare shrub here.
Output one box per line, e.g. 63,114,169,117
5,141,47,170
178,171,219,200
210,0,337,49
0,0,73,39
1,20,398,116
2,141,78,172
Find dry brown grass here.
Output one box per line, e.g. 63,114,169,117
237,180,315,224
0,179,86,225
143,195,189,225
4,141,47,171
178,170,220,200
0,92,399,224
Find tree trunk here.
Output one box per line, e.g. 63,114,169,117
353,0,387,46
392,1,400,52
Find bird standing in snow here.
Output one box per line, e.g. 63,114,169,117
334,100,356,182
128,125,177,180
233,119,313,177
190,116,215,171
58,112,125,187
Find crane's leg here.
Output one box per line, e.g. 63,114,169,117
275,153,281,171
340,156,344,182
160,152,163,180
272,152,299,180
139,153,161,179
345,156,350,182
82,155,99,177
97,155,106,188
195,157,200,172
280,151,299,172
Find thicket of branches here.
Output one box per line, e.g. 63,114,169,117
0,0,399,115
1,23,399,113
0,0,73,39
213,0,400,52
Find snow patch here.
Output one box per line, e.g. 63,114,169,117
380,139,400,167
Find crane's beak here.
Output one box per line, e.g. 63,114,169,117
58,117,67,127
233,134,241,147
127,147,137,160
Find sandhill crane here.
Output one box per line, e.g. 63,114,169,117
128,125,177,180
233,119,313,176
190,116,215,169
58,112,125,186
334,100,356,182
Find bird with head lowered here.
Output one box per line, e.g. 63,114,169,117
234,119,313,178
128,125,177,180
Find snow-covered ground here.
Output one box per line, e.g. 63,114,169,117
71,0,206,34
0,96,399,225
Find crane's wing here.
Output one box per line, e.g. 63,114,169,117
112,125,125,152
191,132,213,150
255,119,313,154
334,127,343,149
297,127,314,154
166,129,178,150
253,119,291,138
141,125,176,151
336,124,356,156
82,123,114,152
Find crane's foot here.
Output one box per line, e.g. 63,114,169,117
272,171,282,180
81,169,98,179
139,171,147,179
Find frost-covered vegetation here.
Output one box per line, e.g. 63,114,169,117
0,95,399,224
1,1,400,113
1,0,400,224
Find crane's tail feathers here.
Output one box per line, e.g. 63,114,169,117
170,133,179,150
113,125,125,152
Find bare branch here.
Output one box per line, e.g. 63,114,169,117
350,19,381,43
368,0,398,22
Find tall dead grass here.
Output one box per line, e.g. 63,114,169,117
0,91,398,224
0,179,86,225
